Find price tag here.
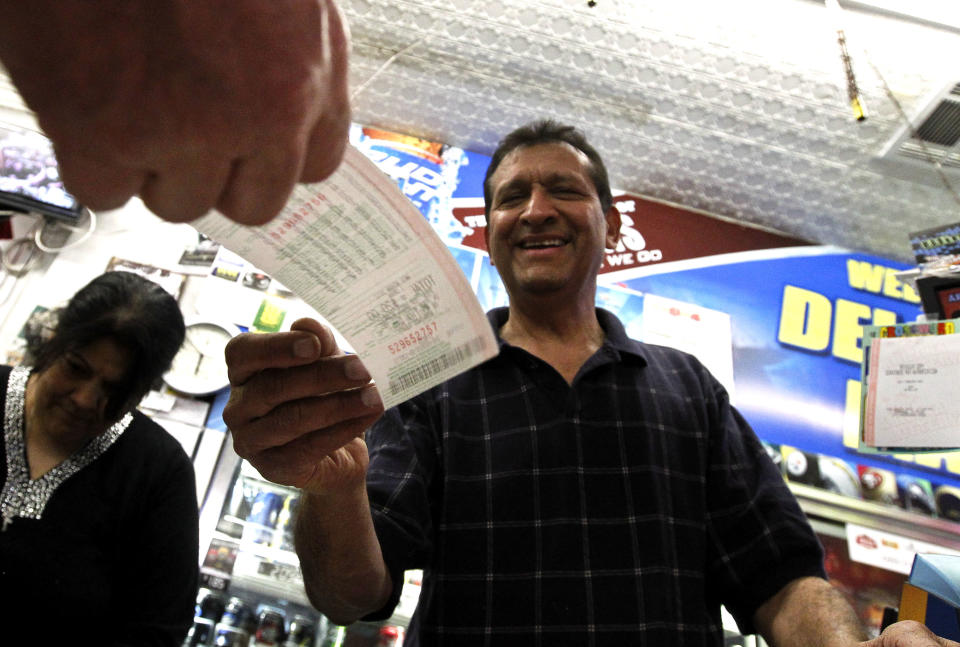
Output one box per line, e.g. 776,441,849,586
256,560,303,585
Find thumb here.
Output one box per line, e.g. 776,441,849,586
863,620,959,647
290,317,341,357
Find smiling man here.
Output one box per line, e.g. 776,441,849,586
481,123,622,385
222,121,957,647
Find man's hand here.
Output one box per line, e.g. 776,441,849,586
223,318,383,492
226,319,393,621
859,620,960,647
0,0,350,225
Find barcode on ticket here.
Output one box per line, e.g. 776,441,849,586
389,337,488,396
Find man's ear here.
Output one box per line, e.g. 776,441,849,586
483,215,494,266
604,204,621,251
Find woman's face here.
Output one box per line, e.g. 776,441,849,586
28,337,133,442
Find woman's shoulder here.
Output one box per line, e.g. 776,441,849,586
117,410,194,468
104,412,197,505
0,364,15,406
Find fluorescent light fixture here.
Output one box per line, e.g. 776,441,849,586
842,0,960,32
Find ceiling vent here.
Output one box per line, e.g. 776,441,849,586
873,81,960,187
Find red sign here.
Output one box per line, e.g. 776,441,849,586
451,194,810,274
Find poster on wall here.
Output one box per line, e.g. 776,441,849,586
639,293,735,402
353,122,960,524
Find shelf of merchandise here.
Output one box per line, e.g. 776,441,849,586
205,461,311,605
206,460,423,628
790,481,960,551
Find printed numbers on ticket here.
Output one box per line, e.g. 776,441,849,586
195,145,498,409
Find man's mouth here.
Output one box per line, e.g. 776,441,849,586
518,238,567,249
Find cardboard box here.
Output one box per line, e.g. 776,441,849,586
898,554,960,640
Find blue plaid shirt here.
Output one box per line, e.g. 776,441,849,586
365,308,825,646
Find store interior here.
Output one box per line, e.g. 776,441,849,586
2,1,960,646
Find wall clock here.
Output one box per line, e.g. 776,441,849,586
163,317,242,396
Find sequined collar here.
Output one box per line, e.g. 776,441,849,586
1,366,132,530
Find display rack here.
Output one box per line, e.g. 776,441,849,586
790,481,960,552
197,435,421,642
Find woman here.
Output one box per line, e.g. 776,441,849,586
1,271,198,645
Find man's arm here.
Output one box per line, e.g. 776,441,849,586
294,453,393,624
223,318,391,622
755,576,960,647
754,576,867,647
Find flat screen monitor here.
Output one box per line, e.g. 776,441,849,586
0,122,83,222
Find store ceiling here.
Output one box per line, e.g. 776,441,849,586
343,0,960,263
1,1,958,264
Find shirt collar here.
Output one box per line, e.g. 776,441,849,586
486,306,648,367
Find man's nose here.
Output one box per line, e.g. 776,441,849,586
519,186,556,225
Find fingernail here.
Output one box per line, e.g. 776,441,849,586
293,337,319,358
361,386,382,408
344,356,371,381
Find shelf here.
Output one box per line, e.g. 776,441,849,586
790,482,960,551
205,518,307,604
230,550,310,607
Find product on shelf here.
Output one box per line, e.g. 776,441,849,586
284,614,316,647
212,623,249,647
246,490,285,545
254,605,286,646
184,618,216,647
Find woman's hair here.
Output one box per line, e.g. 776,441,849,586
32,271,186,417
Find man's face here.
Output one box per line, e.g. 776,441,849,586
484,142,620,301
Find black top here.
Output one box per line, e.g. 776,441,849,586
364,308,826,646
0,365,199,645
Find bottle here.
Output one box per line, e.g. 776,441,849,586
253,605,286,646
284,614,316,647
376,625,404,647
212,623,250,647
198,589,227,624
183,617,216,647
220,597,252,629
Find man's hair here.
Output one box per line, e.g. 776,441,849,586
32,271,186,419
482,119,613,218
